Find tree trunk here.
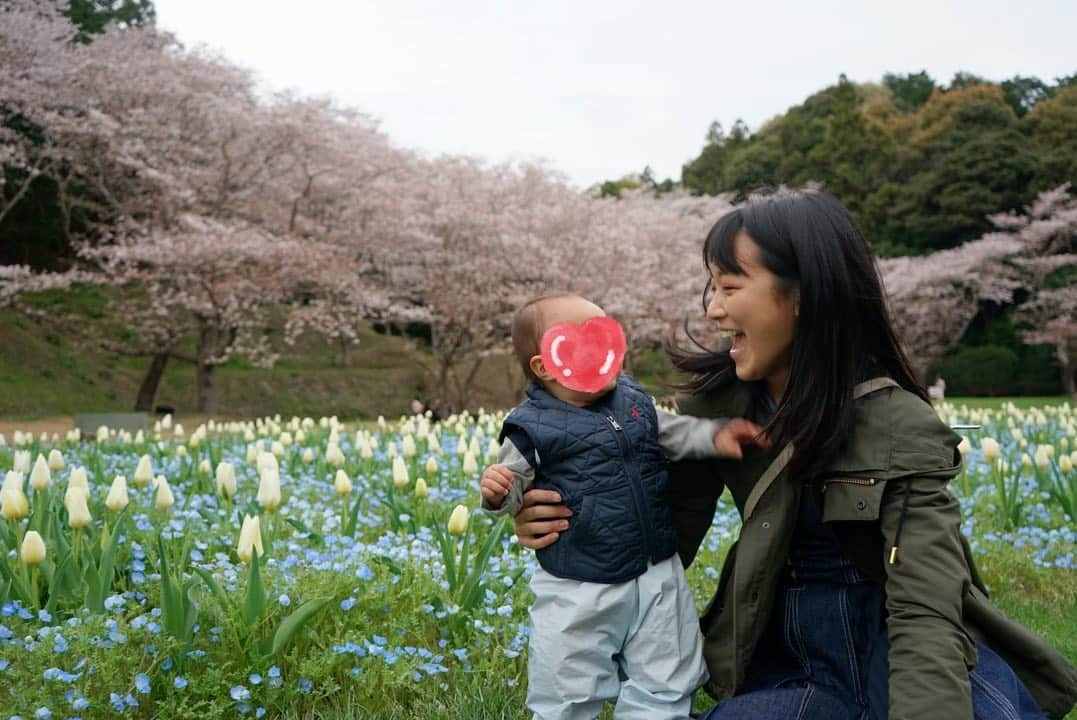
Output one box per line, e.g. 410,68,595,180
338,336,351,367
196,362,218,414
196,322,220,414
133,353,170,412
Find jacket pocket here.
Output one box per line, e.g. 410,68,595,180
570,485,638,568
821,476,887,522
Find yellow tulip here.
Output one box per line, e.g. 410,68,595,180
447,505,469,536
462,452,478,476
402,435,417,458
302,448,314,465
425,456,438,475
20,530,46,565
415,477,428,499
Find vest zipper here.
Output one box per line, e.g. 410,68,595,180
605,414,656,563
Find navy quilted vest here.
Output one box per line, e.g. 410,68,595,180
499,374,678,583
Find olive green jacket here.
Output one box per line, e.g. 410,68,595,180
670,377,1077,720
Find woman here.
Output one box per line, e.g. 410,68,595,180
508,191,1077,719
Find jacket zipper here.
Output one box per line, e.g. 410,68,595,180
822,477,876,491
605,414,656,563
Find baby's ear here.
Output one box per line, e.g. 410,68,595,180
529,355,552,381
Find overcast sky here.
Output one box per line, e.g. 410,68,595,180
154,0,1076,188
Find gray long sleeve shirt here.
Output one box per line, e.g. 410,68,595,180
482,409,725,516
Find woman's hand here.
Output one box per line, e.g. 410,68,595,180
514,489,572,549
712,418,770,459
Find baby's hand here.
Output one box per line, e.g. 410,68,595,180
713,419,770,459
479,464,514,508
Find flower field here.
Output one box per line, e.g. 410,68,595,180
0,402,1074,719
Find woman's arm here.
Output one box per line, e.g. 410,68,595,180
880,471,978,720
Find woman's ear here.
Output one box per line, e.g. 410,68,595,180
529,355,552,382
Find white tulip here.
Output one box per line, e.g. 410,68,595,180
133,455,153,488
257,467,282,511
155,477,175,511
236,514,264,563
326,444,346,468
392,456,409,488
334,470,352,496
447,505,469,535
64,485,92,529
462,451,478,476
28,455,51,491
106,475,129,512
0,486,29,520
20,530,46,565
47,449,65,472
216,462,237,498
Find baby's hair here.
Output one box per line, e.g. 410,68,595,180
511,291,581,383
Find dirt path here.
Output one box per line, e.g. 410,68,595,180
0,417,75,437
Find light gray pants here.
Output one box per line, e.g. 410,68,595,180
527,555,708,720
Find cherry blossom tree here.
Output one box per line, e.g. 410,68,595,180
881,184,1076,391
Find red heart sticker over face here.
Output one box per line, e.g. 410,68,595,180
540,317,627,394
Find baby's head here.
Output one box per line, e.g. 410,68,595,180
511,292,619,406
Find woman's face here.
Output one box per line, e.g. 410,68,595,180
706,231,799,401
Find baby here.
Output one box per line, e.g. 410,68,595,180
480,292,762,720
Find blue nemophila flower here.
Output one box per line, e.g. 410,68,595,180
42,667,82,683
34,708,51,720
298,678,313,694
104,595,125,613
230,685,251,702
278,594,291,608
340,598,356,611
0,659,8,671
249,673,262,685
256,708,266,718
37,609,52,624
173,676,188,689
134,673,150,694
52,634,68,653
161,658,173,671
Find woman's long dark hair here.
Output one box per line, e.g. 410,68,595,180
667,189,927,480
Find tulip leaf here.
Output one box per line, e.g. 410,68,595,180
0,518,11,551
343,496,362,538
284,518,323,547
44,555,71,616
459,516,510,611
192,566,234,617
157,534,185,640
243,549,266,629
0,557,32,605
95,510,126,607
261,596,331,660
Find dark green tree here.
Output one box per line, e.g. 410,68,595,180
883,71,937,113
